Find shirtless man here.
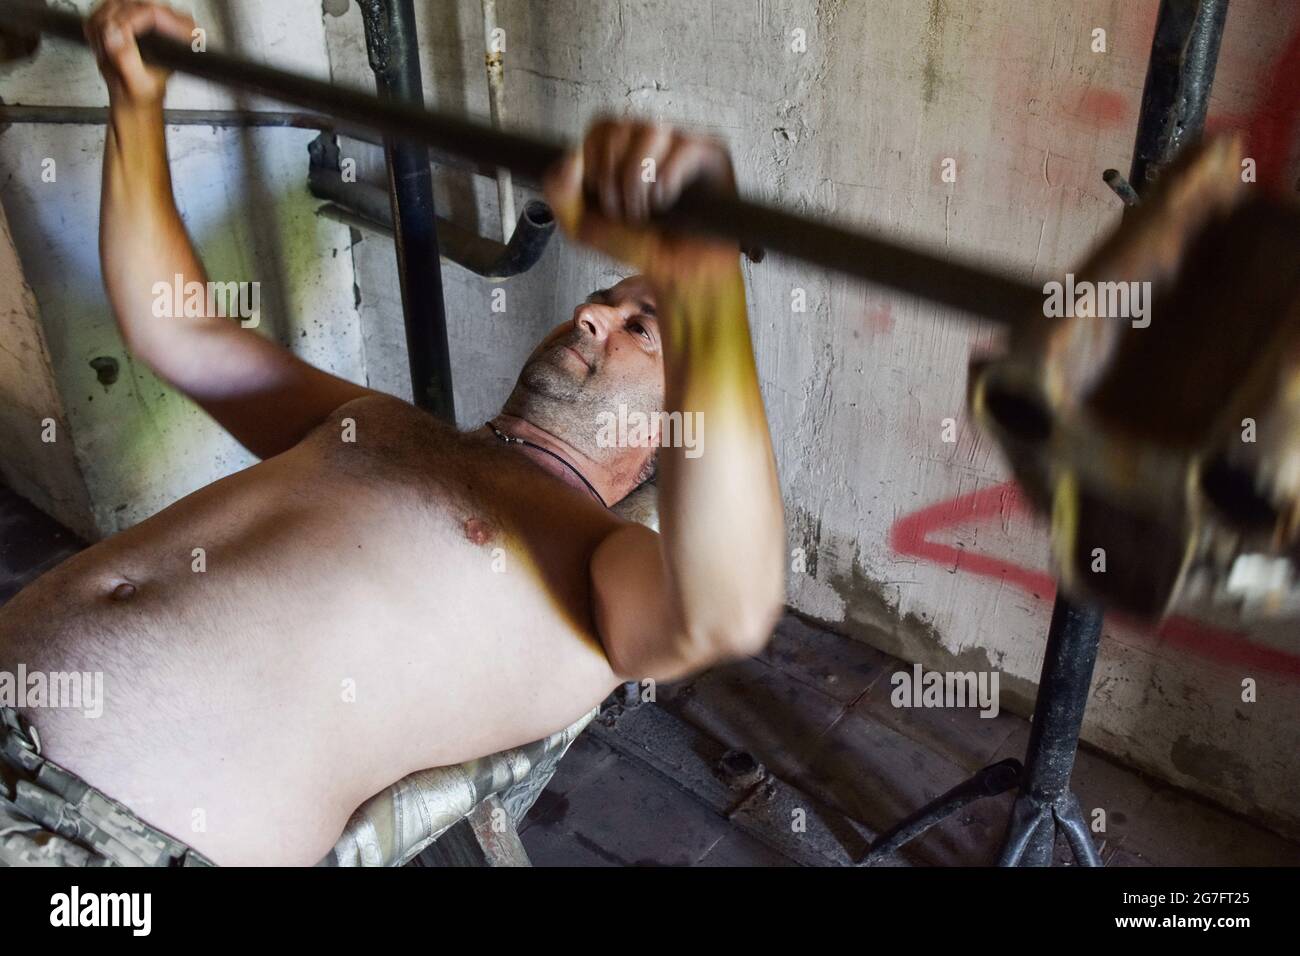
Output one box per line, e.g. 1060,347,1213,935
0,1,784,866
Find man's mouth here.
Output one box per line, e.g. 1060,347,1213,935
559,345,593,371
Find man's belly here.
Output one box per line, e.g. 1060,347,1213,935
0,433,623,865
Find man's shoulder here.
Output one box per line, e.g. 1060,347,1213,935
331,390,417,420
301,391,456,468
323,391,449,437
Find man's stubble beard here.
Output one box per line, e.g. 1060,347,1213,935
504,349,661,463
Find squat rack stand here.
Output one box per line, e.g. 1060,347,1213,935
859,0,1230,867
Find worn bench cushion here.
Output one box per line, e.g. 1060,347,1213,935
325,705,598,867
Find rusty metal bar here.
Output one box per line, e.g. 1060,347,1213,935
0,0,1041,326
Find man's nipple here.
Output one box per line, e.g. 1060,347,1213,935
109,581,137,602
463,517,495,546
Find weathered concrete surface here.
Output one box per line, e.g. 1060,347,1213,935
0,0,366,536
0,202,94,539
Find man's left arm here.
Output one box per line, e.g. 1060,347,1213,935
550,121,786,682
591,268,786,682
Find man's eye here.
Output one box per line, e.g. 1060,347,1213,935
629,322,650,341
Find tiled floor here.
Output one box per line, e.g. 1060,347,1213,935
520,618,1300,867
3,480,1297,866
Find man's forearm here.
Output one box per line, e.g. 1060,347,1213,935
656,265,786,659
100,100,211,374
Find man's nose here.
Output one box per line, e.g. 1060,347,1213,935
575,303,616,342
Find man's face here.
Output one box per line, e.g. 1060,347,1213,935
506,276,665,462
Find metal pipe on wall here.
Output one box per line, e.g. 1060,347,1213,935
481,0,516,243
0,104,508,183
358,0,456,420
308,162,556,279
1128,0,1231,192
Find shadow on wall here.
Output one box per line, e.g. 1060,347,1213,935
204,0,294,348
0,135,353,535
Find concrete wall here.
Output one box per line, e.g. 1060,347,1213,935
0,202,94,539
0,0,365,536
1,0,1297,837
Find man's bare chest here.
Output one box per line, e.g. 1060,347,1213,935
1,395,620,668
293,395,620,620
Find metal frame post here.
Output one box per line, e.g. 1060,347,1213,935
358,0,456,420
862,0,1230,867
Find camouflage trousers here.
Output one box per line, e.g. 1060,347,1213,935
0,707,214,867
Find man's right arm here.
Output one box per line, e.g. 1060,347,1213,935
91,0,377,459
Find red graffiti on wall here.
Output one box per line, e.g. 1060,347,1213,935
888,482,1300,679
885,18,1300,679
1206,20,1300,191
1068,13,1300,190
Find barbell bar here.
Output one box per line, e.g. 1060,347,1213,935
0,0,1043,324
